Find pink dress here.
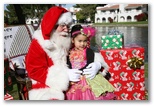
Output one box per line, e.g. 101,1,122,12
66,48,117,100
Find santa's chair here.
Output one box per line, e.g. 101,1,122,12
10,63,32,100
4,24,35,100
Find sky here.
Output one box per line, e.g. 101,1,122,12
4,4,75,10
63,4,75,9
4,4,7,10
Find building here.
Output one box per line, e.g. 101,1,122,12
26,17,39,25
95,4,148,23
69,7,81,23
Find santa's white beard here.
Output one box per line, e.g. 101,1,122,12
50,31,71,52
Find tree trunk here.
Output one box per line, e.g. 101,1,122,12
13,4,25,24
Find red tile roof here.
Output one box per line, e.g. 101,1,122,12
110,5,119,9
97,5,119,10
97,4,145,10
125,4,143,9
97,7,109,10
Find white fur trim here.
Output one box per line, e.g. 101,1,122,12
33,30,46,47
29,88,64,100
32,29,70,100
32,29,70,99
94,52,109,70
44,40,55,50
46,65,69,91
57,12,72,25
94,52,109,76
33,30,56,50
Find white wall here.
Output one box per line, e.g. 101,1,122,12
95,4,146,23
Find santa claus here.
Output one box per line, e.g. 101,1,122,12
25,6,109,100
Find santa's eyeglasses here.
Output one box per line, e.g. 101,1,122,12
58,23,71,29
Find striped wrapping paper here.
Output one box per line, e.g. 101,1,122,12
4,93,14,100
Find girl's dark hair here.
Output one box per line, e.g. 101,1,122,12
71,24,83,38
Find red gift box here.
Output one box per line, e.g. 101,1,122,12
100,47,146,100
4,93,14,100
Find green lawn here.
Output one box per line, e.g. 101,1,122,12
144,62,148,78
8,84,19,100
144,62,148,100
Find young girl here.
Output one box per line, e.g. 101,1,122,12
66,24,117,100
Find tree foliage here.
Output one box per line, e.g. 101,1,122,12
13,4,25,24
4,4,18,25
135,12,148,21
4,4,106,25
73,4,106,23
4,4,55,25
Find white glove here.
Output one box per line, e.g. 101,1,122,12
83,62,101,80
67,69,82,82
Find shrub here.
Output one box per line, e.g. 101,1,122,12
108,17,113,23
135,13,148,21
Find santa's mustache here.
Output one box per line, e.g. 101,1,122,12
59,32,69,37
50,31,71,49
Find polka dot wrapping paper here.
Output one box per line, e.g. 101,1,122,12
101,34,124,50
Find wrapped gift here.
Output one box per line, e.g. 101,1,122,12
4,93,14,100
100,46,145,100
101,30,124,49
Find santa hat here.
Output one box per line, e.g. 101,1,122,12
41,6,72,40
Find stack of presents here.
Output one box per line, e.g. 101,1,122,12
100,30,146,100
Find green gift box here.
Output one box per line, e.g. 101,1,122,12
101,34,124,49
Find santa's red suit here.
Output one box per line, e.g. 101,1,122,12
25,6,109,100
25,6,72,100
